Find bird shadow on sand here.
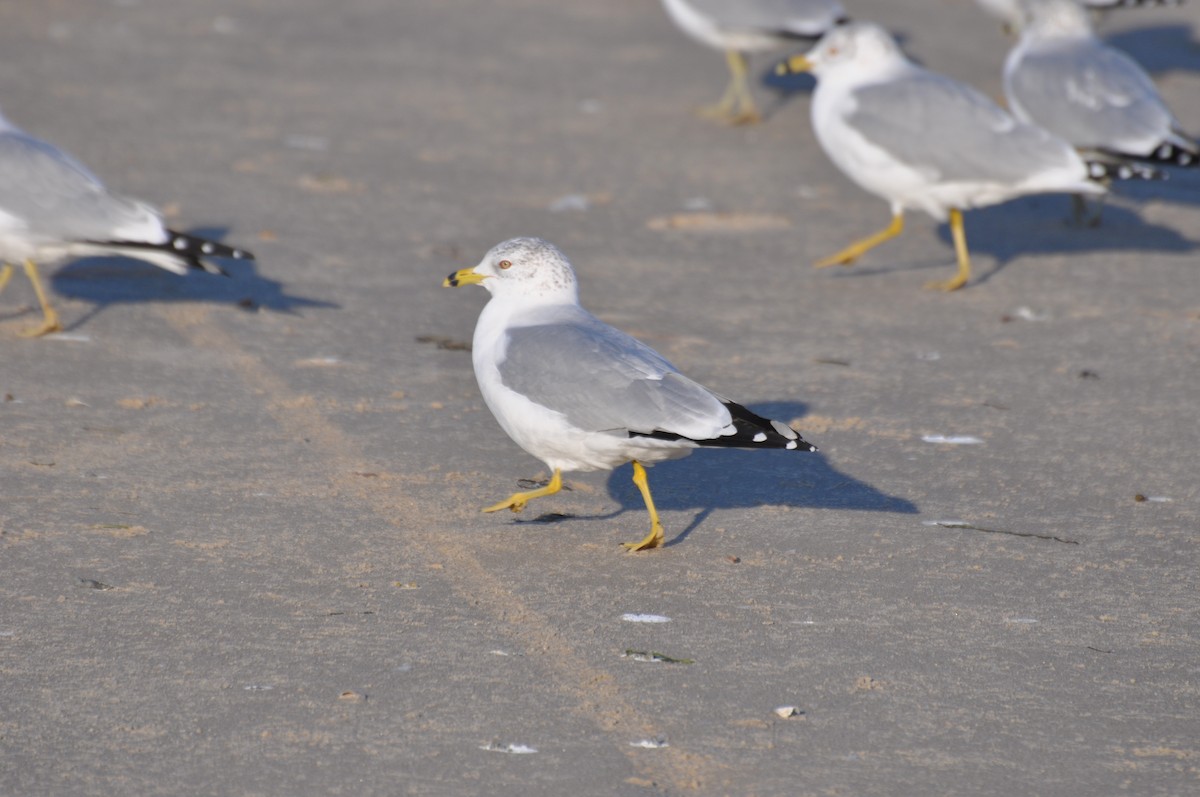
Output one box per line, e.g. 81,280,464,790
509,401,916,549
1104,24,1200,78
42,227,336,331
760,62,816,98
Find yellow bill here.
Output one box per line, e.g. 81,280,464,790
775,54,815,76
443,267,487,288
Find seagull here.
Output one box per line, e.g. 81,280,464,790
775,21,1156,291
975,0,1185,33
443,237,816,551
659,0,847,124
0,108,254,337
1004,0,1198,167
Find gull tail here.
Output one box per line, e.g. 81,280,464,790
1085,159,1164,183
634,401,818,452
1104,140,1199,168
86,230,256,276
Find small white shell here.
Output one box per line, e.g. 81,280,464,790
621,613,671,623
921,434,983,445
480,742,537,754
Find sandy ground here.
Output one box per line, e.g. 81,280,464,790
2,1,1198,794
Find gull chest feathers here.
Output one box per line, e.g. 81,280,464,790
470,298,649,474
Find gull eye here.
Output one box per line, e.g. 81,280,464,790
498,259,512,270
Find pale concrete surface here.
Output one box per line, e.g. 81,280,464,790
1,1,1198,795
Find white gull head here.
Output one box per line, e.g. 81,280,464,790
464,237,579,304
803,21,908,78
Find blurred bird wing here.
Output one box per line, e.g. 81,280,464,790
847,71,1078,184
1007,39,1182,152
0,127,163,243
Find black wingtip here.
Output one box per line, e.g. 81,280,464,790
632,401,817,452
719,401,818,452
1086,159,1165,182
1096,141,1198,170
1149,142,1197,168
165,229,257,263
85,229,255,277
162,230,254,276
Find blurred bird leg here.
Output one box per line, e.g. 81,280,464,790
924,209,971,292
815,213,904,268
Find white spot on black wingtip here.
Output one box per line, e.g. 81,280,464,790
1157,144,1174,160
1090,159,1164,182
753,432,767,443
770,420,798,440
1139,163,1164,180
172,236,189,250
786,440,797,450
201,242,215,255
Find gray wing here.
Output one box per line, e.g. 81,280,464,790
0,128,158,242
684,0,846,36
497,309,731,440
847,71,1078,184
1006,39,1186,155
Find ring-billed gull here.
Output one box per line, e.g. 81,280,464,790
0,108,254,337
659,0,847,124
443,237,816,552
775,22,1156,291
1004,0,1198,166
976,0,1184,32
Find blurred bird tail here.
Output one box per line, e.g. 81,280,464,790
1104,140,1199,168
1085,159,1164,183
164,229,256,274
89,230,256,276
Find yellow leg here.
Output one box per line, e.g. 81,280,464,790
699,51,760,126
482,469,563,514
621,461,665,552
815,213,904,269
924,209,970,292
7,260,62,337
